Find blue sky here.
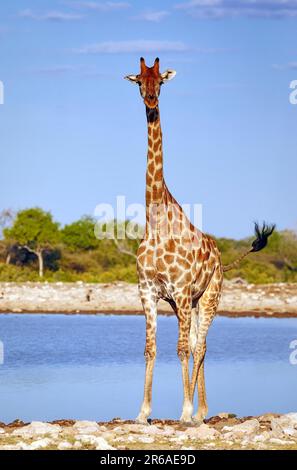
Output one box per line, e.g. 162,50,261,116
0,0,296,238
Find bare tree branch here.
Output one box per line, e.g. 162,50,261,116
20,245,38,255
113,237,137,260
284,257,297,272
0,209,14,229
0,209,15,239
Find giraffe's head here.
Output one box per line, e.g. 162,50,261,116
125,57,176,109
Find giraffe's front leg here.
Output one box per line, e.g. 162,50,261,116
175,291,193,424
136,288,158,424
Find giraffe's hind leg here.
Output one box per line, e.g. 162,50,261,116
190,307,208,424
190,266,223,424
175,289,193,424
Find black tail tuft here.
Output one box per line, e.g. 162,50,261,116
250,222,276,253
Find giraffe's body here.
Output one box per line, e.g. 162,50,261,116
125,58,275,424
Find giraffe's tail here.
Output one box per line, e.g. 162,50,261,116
223,222,276,272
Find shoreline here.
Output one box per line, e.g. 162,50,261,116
1,309,297,318
1,414,297,450
0,280,296,318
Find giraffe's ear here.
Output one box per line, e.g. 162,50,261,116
124,74,139,84
161,70,177,82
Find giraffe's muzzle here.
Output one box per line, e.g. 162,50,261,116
144,97,159,109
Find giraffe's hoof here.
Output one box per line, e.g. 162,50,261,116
179,415,194,426
192,415,204,426
179,420,194,428
135,415,149,425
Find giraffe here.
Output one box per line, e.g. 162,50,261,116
125,57,275,424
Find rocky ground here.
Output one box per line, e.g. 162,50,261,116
1,414,297,450
0,280,297,317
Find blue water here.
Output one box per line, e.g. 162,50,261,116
0,314,296,423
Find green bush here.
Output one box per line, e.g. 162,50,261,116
1,207,297,284
0,264,40,282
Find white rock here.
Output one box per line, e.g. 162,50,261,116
0,428,5,434
269,438,282,445
269,437,295,446
112,426,126,435
12,422,61,438
121,424,147,433
241,437,251,445
123,423,164,435
186,423,220,441
100,431,115,440
222,426,234,432
281,413,297,425
95,437,115,451
271,414,297,437
142,425,165,436
28,438,52,450
137,436,154,444
283,427,297,437
256,443,267,450
0,444,23,450
73,441,83,449
170,435,187,443
73,420,100,434
113,436,126,443
162,426,176,436
223,419,260,437
76,434,114,450
258,413,279,423
57,441,73,450
17,442,34,450
253,432,270,443
175,430,187,437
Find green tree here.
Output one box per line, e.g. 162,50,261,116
61,216,98,251
0,209,14,235
4,208,60,277
0,209,15,264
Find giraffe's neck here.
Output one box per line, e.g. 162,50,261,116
145,106,165,214
144,106,192,241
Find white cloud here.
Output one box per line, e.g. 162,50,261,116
35,65,78,75
34,65,113,78
75,39,189,54
175,0,297,19
19,9,84,21
67,1,131,11
132,10,170,22
273,61,297,70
